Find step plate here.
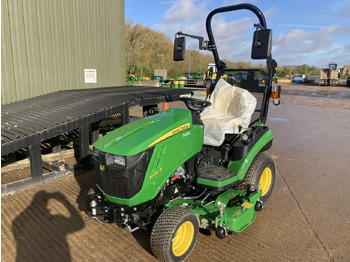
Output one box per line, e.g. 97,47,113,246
197,166,238,191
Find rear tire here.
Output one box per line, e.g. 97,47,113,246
151,206,199,262
236,152,276,204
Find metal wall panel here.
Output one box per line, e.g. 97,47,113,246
36,0,55,95
1,0,125,105
23,0,44,98
1,0,16,104
7,0,31,101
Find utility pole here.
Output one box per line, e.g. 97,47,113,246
188,46,191,73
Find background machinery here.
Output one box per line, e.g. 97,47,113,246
319,62,339,86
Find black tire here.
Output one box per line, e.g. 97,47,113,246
236,152,276,204
151,206,199,262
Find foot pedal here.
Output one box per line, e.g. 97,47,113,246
197,166,238,191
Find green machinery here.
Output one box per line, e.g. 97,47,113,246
126,65,147,86
151,75,173,88
185,73,206,87
88,4,281,262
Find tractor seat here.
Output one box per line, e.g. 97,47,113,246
200,79,257,146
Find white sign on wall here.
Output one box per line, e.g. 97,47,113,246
84,69,97,83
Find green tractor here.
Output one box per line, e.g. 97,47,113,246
126,65,147,86
87,4,281,262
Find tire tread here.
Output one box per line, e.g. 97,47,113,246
235,152,275,203
151,206,198,262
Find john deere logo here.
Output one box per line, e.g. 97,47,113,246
148,122,191,147
99,165,105,172
150,168,163,180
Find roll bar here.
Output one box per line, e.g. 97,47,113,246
173,3,279,124
205,4,267,68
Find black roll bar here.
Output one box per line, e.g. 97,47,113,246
205,4,267,79
204,3,276,124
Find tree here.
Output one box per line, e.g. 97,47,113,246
125,20,321,79
299,64,309,74
125,19,150,67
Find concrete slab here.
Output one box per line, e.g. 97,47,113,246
268,86,350,261
1,169,330,262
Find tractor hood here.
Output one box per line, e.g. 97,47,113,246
93,108,193,156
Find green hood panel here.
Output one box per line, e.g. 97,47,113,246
93,108,193,156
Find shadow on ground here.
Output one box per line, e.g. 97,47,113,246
12,191,84,262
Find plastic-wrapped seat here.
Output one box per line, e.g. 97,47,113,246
200,78,257,146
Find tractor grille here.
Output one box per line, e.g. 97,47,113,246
94,148,154,199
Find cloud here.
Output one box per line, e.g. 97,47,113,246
271,24,350,66
343,42,350,50
210,16,253,59
325,25,350,35
155,0,208,37
274,25,350,55
162,0,208,23
156,0,257,60
264,7,278,19
153,1,350,67
278,24,327,29
274,29,334,54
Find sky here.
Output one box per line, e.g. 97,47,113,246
125,0,350,68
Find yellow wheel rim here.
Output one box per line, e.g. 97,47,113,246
172,221,194,257
259,167,272,196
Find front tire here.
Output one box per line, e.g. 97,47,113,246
151,206,199,262
236,152,276,204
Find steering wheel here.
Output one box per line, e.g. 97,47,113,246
180,97,212,112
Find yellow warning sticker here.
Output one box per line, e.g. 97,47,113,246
232,210,242,217
241,202,254,209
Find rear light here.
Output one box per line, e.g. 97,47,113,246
205,81,212,95
271,85,281,105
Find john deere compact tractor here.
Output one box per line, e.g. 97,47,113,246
87,4,281,262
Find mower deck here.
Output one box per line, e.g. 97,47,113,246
165,188,260,233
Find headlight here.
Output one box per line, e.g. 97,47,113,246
93,147,100,158
106,153,126,167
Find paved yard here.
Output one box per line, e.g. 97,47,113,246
2,83,350,261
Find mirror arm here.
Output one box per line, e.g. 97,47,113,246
175,31,208,50
267,57,277,75
254,23,265,30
